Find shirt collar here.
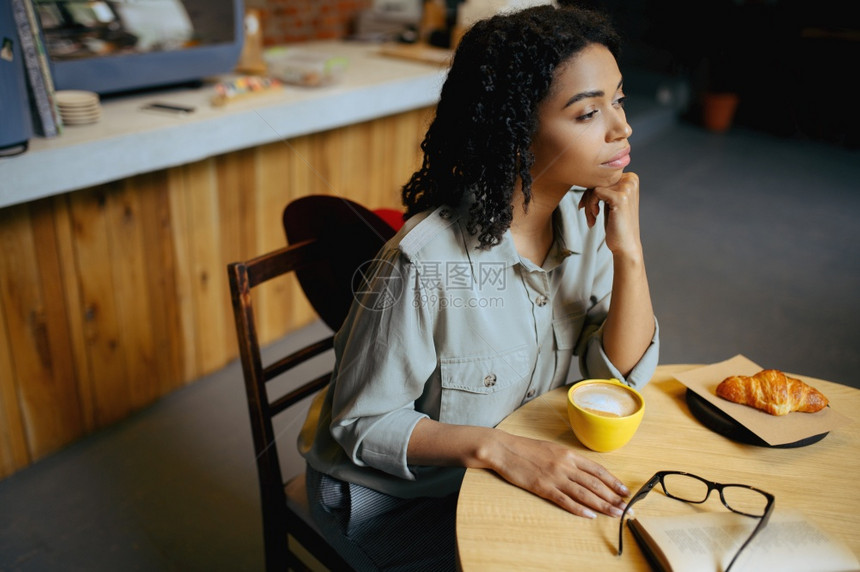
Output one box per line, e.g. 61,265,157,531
459,191,585,271
554,191,585,256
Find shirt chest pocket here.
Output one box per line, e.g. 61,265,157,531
553,309,587,352
439,346,533,427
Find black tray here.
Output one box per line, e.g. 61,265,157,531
685,389,828,448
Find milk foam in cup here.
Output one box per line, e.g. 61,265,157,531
567,379,644,452
573,384,640,418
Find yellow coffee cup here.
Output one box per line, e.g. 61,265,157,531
567,378,644,452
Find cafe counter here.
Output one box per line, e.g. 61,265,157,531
0,41,446,479
0,41,447,208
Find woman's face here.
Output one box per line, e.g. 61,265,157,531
529,44,632,196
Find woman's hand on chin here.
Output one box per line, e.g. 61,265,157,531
578,172,643,260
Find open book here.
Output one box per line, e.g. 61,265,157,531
628,509,860,572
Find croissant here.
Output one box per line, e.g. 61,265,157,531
716,369,828,416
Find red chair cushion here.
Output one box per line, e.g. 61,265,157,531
373,208,405,231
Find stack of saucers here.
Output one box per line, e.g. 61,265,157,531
55,90,102,126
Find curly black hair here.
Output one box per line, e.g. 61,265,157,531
401,5,621,249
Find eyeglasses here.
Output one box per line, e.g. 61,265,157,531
617,470,775,572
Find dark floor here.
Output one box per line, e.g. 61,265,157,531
1,98,859,571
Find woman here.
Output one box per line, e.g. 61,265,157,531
300,5,659,570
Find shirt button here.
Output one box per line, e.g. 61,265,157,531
526,389,536,398
535,295,548,307
483,374,497,387
439,208,452,219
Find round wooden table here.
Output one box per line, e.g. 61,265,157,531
456,365,860,570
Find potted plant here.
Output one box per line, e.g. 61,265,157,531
697,49,740,133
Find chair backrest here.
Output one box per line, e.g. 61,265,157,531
227,243,345,571
228,196,396,571
283,195,397,332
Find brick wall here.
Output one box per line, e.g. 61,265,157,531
246,0,375,45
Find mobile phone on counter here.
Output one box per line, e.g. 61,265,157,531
140,102,196,115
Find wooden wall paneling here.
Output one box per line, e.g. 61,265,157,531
337,122,371,207
0,207,32,477
28,198,86,445
0,202,84,459
283,134,327,199
68,185,133,427
105,179,159,409
371,117,404,207
51,194,96,431
167,167,200,383
256,143,291,254
314,127,345,198
360,120,382,207
0,301,29,478
216,149,258,362
336,124,360,201
407,109,430,194
285,135,313,208
179,159,232,377
387,114,409,206
254,139,302,343
391,108,429,203
283,135,318,331
135,171,187,396
302,132,332,198
216,148,258,265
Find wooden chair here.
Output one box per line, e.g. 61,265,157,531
228,196,396,571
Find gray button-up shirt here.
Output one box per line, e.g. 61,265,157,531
300,192,660,498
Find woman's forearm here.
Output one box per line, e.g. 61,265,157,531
602,250,655,377
407,418,498,468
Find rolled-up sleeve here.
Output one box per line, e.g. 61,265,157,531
582,318,660,389
328,250,436,480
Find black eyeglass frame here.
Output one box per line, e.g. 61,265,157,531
617,470,775,572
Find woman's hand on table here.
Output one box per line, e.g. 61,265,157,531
487,431,630,519
408,419,629,518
